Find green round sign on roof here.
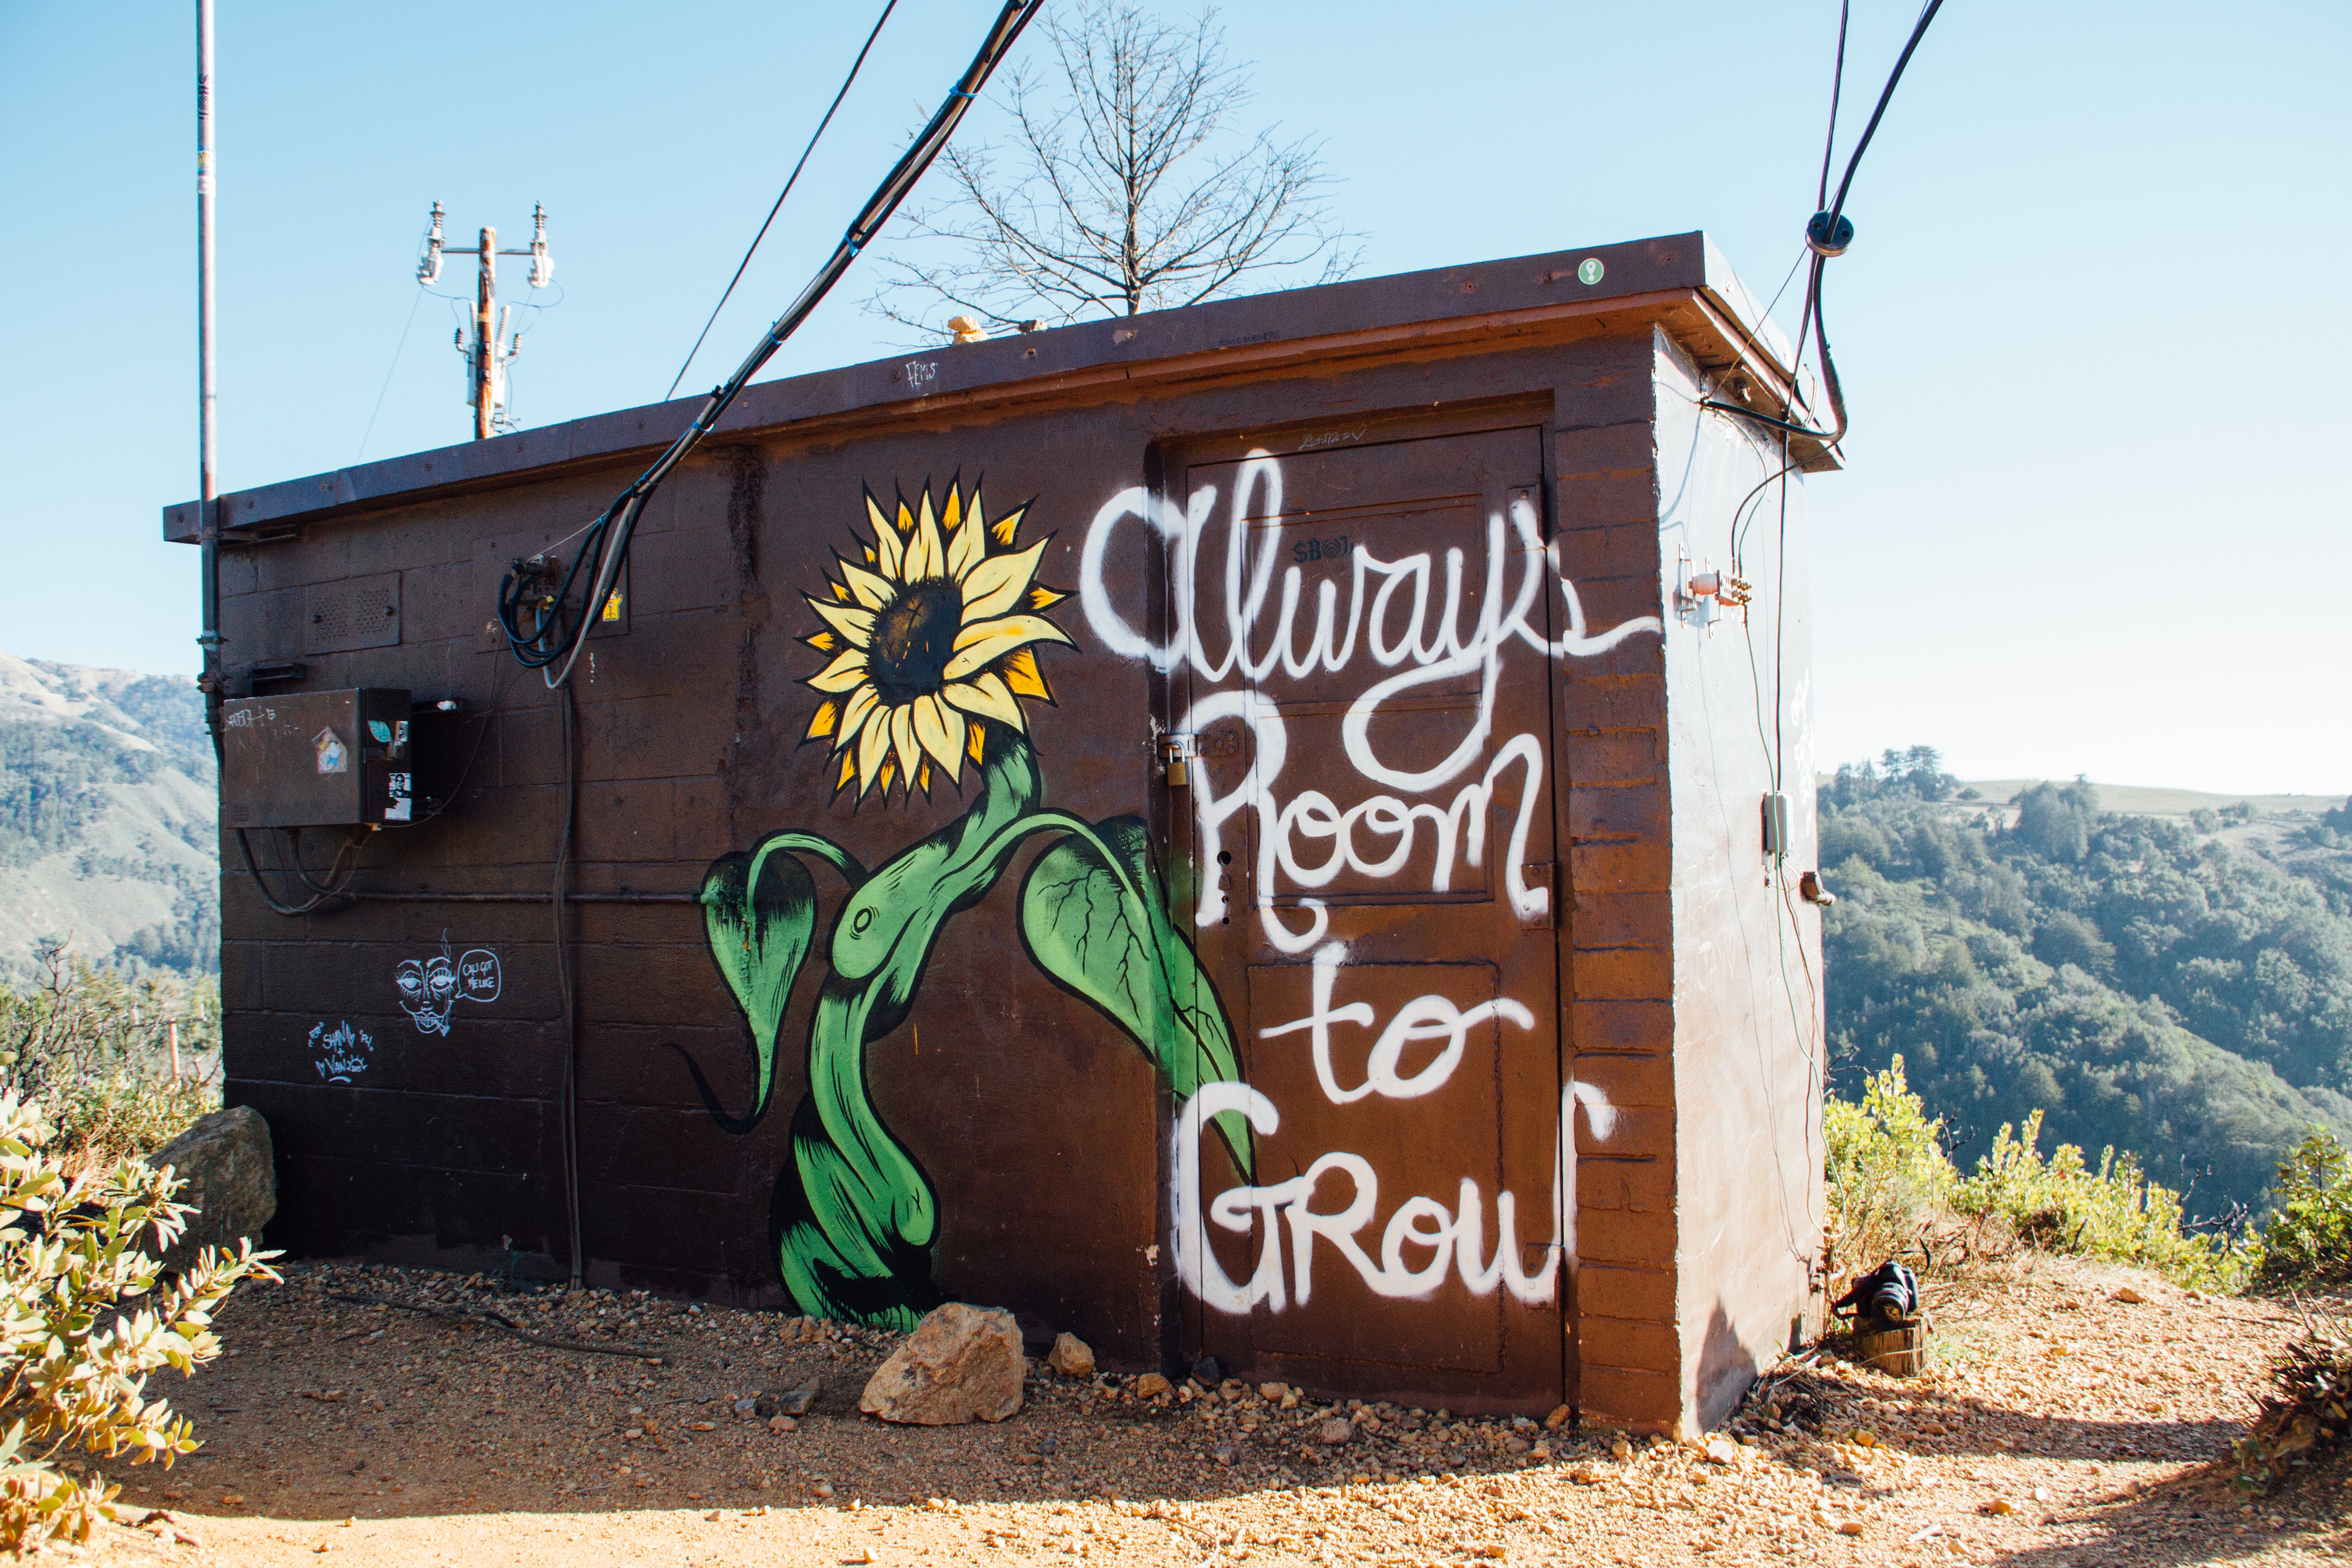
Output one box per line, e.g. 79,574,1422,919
1577,258,1606,286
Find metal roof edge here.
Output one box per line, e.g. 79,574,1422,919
167,230,1798,542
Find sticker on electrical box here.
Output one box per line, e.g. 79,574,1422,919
368,720,393,744
314,727,349,774
384,772,413,822
602,591,624,622
1577,257,1605,285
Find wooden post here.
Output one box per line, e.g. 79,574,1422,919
169,1020,182,1086
474,225,496,440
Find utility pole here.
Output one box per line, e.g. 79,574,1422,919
416,203,552,440
195,0,223,746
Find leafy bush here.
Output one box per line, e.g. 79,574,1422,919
0,948,219,1169
1824,1058,2247,1291
0,1091,276,1548
1825,1056,1954,1274
1953,1111,2244,1290
2252,1131,2352,1290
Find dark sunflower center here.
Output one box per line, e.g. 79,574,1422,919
867,578,961,705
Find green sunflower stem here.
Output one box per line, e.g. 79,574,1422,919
772,734,1042,1328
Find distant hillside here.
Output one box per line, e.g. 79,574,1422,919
0,654,217,981
1822,748,2352,1217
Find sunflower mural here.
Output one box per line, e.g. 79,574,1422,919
686,477,1248,1330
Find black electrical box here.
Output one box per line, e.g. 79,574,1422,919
221,688,416,828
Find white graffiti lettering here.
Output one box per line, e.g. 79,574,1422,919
1170,1079,1614,1313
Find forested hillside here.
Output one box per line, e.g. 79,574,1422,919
0,654,216,981
1822,749,2352,1216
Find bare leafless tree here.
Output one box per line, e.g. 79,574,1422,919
867,0,1359,338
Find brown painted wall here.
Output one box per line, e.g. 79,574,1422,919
198,235,1823,1423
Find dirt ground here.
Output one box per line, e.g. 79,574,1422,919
53,1254,2352,1566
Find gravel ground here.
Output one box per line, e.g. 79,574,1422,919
57,1253,2352,1566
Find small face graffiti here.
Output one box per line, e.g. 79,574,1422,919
393,938,502,1035
395,955,458,1035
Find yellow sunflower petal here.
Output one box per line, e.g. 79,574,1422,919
867,493,903,581
878,758,896,795
889,703,921,791
912,694,966,786
906,491,945,581
805,700,839,741
942,614,1074,682
946,485,985,581
809,647,873,693
829,579,851,602
806,629,837,654
806,596,876,648
990,500,1025,548
917,760,931,796
942,485,962,534
958,538,1051,623
838,559,896,610
1028,584,1067,610
837,750,858,791
941,672,1025,730
966,719,987,764
857,709,892,797
1002,647,1052,702
835,684,882,752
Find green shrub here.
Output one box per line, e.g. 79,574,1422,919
2251,1131,2352,1290
0,1090,276,1548
0,948,218,1167
1952,1111,2244,1290
1824,1057,2249,1292
1825,1055,1956,1274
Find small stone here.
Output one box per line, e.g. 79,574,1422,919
2033,1486,2052,1502
2112,1286,2149,1304
1503,1435,1530,1454
813,1481,835,1498
1319,1418,1354,1446
859,1303,1025,1426
703,1510,721,1522
1529,1444,1551,1461
1048,1333,1096,1379
1543,1404,1571,1430
769,1415,797,1434
221,1494,246,1507
1132,1373,1172,1398
1610,1438,1633,1460
1570,1466,1599,1484
1983,1498,2014,1517
1259,1382,1290,1402
1837,1520,1866,1537
777,1377,823,1416
689,1420,716,1431
1213,1445,1239,1465
1704,1437,1740,1466
1850,1428,1879,1448
732,1396,760,1416
1190,1355,1222,1385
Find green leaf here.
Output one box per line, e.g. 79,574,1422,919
699,833,823,1127
1019,816,1251,1176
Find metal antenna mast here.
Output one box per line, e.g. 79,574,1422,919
195,0,223,749
417,202,553,440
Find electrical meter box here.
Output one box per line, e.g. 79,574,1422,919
220,688,415,828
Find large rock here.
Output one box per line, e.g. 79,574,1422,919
150,1106,276,1270
858,1303,1024,1425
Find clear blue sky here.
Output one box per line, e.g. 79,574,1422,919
3,2,2344,794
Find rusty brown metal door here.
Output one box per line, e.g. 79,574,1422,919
1161,424,1563,1411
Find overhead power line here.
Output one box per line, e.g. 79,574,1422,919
666,0,902,402
499,0,1044,691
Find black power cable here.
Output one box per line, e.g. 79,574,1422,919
501,0,1044,689
665,0,901,403
236,827,368,917
1702,0,1946,449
